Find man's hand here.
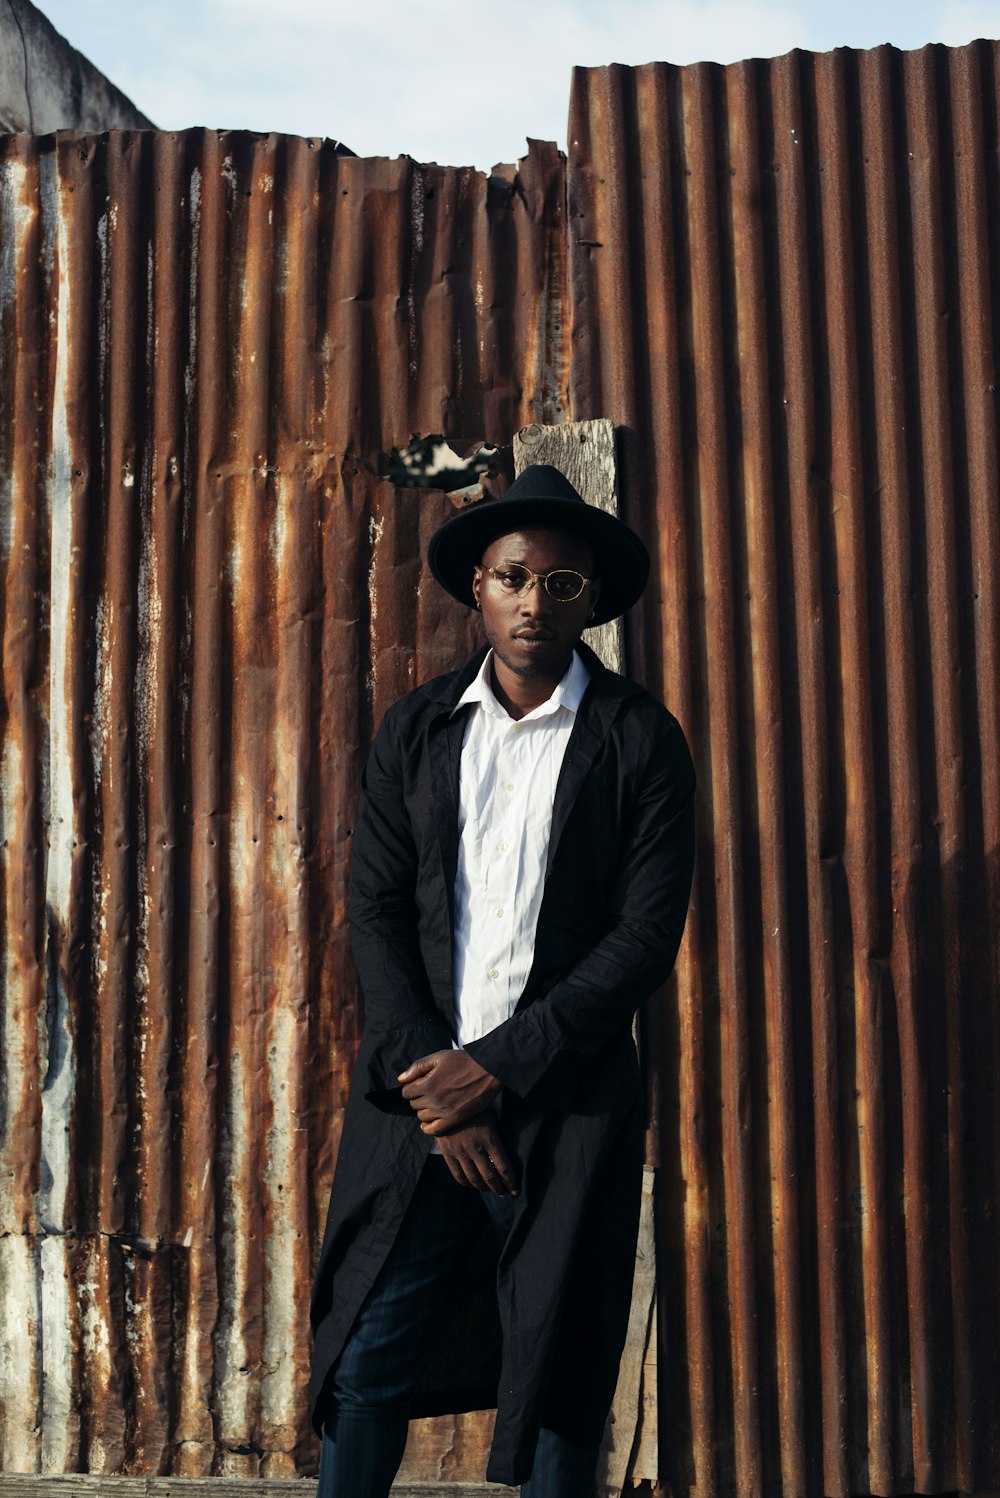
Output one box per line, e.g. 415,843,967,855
436,1113,519,1196
398,1049,502,1133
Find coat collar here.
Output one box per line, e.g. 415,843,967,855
424,641,641,922
422,639,641,716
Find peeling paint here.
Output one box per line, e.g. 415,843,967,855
0,86,995,1492
40,1237,73,1472
39,187,76,1240
0,1234,40,1470
0,160,33,562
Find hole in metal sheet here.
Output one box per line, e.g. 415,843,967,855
383,435,513,506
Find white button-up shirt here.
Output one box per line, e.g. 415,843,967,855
450,648,590,1047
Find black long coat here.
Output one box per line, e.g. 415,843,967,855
310,642,696,1486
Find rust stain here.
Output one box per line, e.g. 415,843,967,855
0,38,998,1493
569,42,1000,1498
0,126,561,1480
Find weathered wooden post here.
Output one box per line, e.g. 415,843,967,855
513,418,659,1498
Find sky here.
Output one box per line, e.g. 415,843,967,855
36,0,1000,170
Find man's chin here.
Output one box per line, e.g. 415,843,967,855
502,659,548,679
493,642,570,680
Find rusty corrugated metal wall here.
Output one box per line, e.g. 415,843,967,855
567,43,1000,1498
1,37,999,1497
0,127,564,1479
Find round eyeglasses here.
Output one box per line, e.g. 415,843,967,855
483,563,593,602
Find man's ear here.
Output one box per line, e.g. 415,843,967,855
472,566,483,608
587,577,602,618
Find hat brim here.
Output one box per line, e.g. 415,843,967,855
427,494,650,626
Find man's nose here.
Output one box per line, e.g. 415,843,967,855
520,577,553,616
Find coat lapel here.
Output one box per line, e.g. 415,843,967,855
423,646,487,943
428,705,468,923
546,692,617,875
545,650,634,875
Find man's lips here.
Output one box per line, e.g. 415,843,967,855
512,629,557,642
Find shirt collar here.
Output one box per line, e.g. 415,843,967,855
452,648,590,722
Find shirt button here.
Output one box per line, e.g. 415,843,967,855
512,724,523,733
503,781,514,792
488,968,499,980
497,841,507,852
494,907,504,918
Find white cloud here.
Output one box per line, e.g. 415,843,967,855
137,0,810,165
36,0,987,169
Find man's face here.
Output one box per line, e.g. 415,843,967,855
472,527,601,680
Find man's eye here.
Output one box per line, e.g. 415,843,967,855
495,569,525,588
548,572,581,599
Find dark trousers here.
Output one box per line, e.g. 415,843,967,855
317,1157,599,1497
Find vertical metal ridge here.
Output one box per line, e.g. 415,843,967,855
259,131,323,1480
852,46,907,1491
1,45,999,1487
769,47,848,1497
174,125,226,1478
213,128,275,1478
0,130,47,1476
569,38,1000,1498
94,129,142,1243
946,39,1000,1486
897,45,953,1489
726,54,808,1498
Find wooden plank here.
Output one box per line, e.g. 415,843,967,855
513,419,623,673
631,1260,660,1483
596,1166,658,1497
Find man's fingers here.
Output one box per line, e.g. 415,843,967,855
397,1053,438,1084
440,1150,474,1190
435,1112,520,1195
398,1051,501,1107
438,1133,511,1193
411,1099,452,1129
455,1145,503,1194
413,1099,485,1132
413,1101,470,1132
400,1080,443,1105
446,1145,484,1191
417,1104,473,1133
476,1133,518,1195
487,1143,519,1195
472,1149,508,1195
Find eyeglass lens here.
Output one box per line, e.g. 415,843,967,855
493,565,585,601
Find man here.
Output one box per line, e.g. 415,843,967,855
310,464,696,1496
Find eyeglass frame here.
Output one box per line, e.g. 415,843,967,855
478,562,596,603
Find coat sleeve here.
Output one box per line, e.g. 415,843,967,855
348,705,454,1105
463,713,696,1108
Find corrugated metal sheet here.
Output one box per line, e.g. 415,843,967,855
0,127,565,1478
568,44,1000,1498
1,38,999,1494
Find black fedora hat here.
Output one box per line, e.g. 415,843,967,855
427,464,650,627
